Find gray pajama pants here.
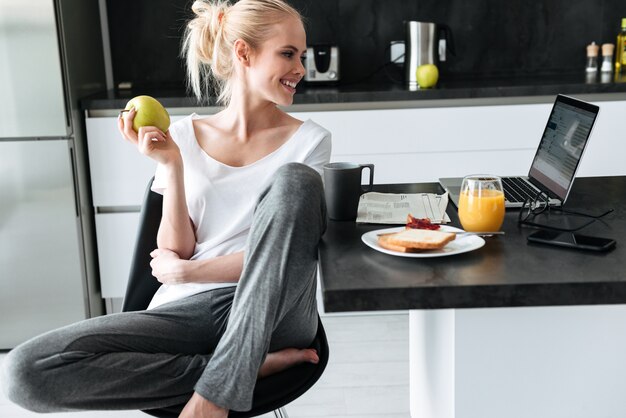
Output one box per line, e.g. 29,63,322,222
1,163,326,413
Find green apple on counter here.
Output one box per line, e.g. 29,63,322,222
416,64,439,88
124,95,170,133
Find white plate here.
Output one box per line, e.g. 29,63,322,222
361,226,486,258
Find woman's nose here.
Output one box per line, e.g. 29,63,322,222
295,58,305,76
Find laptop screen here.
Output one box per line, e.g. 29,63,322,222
528,95,599,201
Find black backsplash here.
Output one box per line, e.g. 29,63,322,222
106,0,626,89
106,0,191,89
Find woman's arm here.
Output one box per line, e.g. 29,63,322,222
149,249,244,285
155,160,196,260
118,108,196,259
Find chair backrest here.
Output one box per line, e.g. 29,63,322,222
122,177,163,312
123,178,329,418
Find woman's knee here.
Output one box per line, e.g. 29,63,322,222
1,343,54,412
264,163,325,214
273,163,324,198
253,163,327,237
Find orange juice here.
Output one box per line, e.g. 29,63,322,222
458,189,505,232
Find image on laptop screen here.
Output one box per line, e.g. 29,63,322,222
528,97,598,201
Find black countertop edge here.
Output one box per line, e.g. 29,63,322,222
321,282,626,312
81,73,626,111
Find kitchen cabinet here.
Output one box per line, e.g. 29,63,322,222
85,116,182,207
85,115,183,300
94,212,141,298
297,100,626,182
297,104,547,183
85,99,626,301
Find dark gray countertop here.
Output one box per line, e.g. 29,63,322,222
318,177,626,312
81,73,626,111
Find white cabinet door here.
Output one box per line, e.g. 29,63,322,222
576,99,626,177
85,116,186,207
95,212,141,298
290,104,551,183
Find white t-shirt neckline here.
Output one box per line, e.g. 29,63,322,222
188,113,311,170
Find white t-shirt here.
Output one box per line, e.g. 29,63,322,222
147,114,331,309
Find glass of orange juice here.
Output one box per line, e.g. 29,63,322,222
458,175,505,232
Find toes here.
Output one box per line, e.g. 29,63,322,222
304,349,319,363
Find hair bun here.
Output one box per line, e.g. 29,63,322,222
189,1,229,64
191,0,228,22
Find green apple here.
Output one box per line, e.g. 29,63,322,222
416,64,439,88
124,95,170,133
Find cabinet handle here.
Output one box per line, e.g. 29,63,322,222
69,144,80,218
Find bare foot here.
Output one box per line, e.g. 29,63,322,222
179,392,228,418
258,348,319,378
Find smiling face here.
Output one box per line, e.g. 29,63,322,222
244,17,307,106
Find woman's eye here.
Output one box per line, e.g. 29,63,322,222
300,56,307,63
282,51,294,58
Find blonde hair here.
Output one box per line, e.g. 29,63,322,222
182,0,302,105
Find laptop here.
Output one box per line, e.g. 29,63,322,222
439,94,600,208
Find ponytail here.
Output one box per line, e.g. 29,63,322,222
182,0,229,104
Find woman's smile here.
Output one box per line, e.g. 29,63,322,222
280,78,299,93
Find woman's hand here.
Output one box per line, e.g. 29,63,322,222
118,107,181,166
149,248,189,284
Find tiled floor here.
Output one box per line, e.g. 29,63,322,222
0,313,410,418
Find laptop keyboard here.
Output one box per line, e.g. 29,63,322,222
501,177,539,203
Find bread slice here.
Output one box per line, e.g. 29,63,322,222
378,229,456,252
378,233,423,253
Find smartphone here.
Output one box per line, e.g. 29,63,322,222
527,230,616,252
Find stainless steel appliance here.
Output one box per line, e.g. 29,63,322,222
404,21,455,88
304,45,340,83
0,0,105,348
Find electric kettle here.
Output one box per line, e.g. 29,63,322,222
404,21,455,88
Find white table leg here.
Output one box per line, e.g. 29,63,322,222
409,309,455,418
409,305,626,418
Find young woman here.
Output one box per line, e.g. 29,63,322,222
2,1,331,417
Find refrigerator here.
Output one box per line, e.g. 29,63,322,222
0,0,106,348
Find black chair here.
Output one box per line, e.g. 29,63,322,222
122,178,329,418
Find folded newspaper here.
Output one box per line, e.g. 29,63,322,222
356,192,451,224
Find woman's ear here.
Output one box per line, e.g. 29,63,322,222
234,39,251,66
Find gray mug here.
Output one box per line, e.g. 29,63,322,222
323,162,375,221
